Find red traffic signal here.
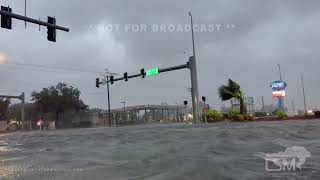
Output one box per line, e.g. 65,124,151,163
202,96,206,102
47,16,56,42
96,78,100,88
110,76,114,84
124,72,128,81
141,68,145,78
1,6,12,29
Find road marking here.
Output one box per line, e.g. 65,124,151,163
170,129,188,132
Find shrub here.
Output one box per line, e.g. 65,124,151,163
315,111,320,118
233,114,254,121
235,114,244,121
243,114,254,121
276,110,287,119
227,109,240,120
222,113,229,119
203,110,222,122
225,109,253,121
254,112,267,117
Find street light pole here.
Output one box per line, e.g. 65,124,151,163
301,74,307,114
278,64,282,81
188,11,201,123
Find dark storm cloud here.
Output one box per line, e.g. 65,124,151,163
1,0,319,110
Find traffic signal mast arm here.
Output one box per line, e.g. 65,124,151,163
108,62,189,84
0,94,23,100
158,63,189,74
113,73,141,82
0,8,69,32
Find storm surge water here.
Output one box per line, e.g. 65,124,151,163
1,120,320,180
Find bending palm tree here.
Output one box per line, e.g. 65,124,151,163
218,79,247,114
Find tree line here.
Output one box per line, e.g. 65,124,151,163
1,82,89,126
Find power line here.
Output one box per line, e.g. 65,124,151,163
0,88,105,96
2,61,102,74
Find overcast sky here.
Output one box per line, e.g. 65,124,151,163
0,0,319,110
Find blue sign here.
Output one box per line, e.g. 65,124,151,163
271,81,287,91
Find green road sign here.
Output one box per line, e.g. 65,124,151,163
146,68,159,76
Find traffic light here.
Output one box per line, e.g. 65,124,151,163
96,78,100,88
47,16,56,42
184,101,188,105
110,76,114,84
1,6,12,29
140,68,145,78
124,72,128,81
202,96,206,102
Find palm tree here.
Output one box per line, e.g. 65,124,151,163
218,79,247,114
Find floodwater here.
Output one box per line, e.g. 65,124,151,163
1,119,320,180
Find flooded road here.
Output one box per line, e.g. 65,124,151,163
1,119,320,180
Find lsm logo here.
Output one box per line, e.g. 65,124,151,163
265,146,311,172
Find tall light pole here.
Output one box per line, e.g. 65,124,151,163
301,74,307,114
278,64,282,81
188,11,201,123
277,64,284,110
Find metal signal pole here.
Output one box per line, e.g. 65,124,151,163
106,76,111,126
188,12,201,123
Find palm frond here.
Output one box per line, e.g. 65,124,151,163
227,79,241,93
218,85,235,101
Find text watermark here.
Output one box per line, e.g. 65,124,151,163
265,146,311,172
86,23,236,33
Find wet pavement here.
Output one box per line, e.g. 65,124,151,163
1,119,320,180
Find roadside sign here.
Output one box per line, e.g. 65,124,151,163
146,68,159,77
270,81,287,91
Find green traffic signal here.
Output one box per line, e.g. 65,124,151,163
146,68,159,77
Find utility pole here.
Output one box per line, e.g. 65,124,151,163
292,99,296,115
261,96,265,112
103,69,117,127
188,11,201,123
301,74,307,114
21,92,25,130
121,102,126,111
